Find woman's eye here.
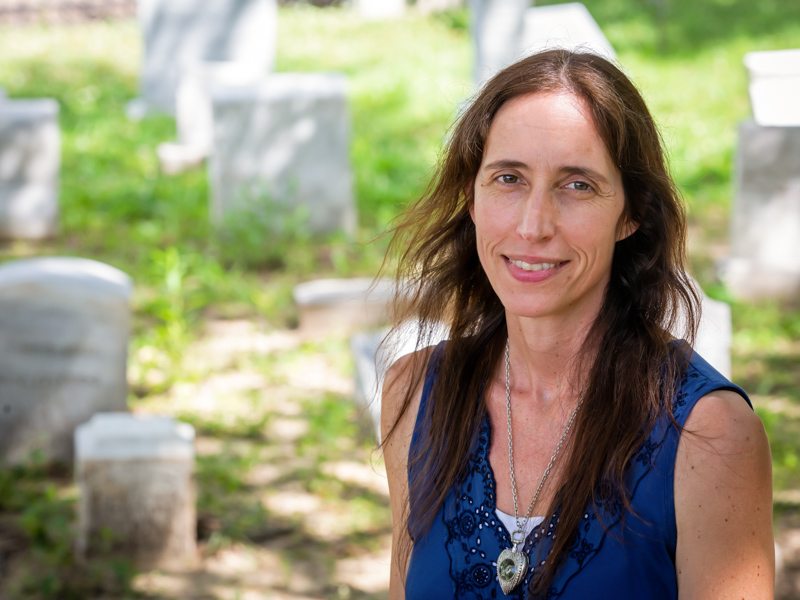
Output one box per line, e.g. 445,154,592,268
566,181,592,192
498,174,519,184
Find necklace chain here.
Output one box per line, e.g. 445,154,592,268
504,338,584,535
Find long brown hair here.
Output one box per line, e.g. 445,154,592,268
381,49,700,597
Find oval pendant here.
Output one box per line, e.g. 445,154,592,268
497,547,528,595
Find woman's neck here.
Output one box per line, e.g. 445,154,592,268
504,308,598,417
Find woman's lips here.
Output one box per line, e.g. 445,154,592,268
504,256,567,282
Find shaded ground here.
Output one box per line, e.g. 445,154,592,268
0,319,392,600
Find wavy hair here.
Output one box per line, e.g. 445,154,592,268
381,49,700,597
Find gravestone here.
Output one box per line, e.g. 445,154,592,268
356,0,406,20
209,73,355,235
721,121,800,300
520,3,616,61
158,62,266,174
75,413,196,569
137,0,277,113
695,293,732,380
294,278,393,335
470,0,529,86
744,49,800,127
0,99,60,239
471,1,616,86
350,320,449,442
0,257,131,464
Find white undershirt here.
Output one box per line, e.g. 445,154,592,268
496,508,545,539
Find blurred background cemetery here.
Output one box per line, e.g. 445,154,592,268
0,0,799,598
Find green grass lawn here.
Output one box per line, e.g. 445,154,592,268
0,1,799,597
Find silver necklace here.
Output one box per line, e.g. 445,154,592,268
496,338,584,595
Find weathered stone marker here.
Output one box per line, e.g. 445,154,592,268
744,49,800,127
470,0,529,86
520,3,616,61
137,0,277,113
75,413,196,569
0,99,60,239
209,73,355,235
294,278,393,336
471,1,615,86
158,61,266,174
721,122,800,300
0,257,131,464
350,320,449,442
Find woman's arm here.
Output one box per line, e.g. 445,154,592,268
381,350,428,600
674,389,774,599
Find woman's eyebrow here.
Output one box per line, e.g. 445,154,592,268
559,166,611,186
482,159,528,171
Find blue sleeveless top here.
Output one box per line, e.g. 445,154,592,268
405,343,751,599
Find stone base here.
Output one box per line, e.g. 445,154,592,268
76,458,197,570
75,413,197,570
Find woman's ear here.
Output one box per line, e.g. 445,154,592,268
616,216,639,242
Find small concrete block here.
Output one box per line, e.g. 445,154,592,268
0,257,132,464
744,49,800,127
0,99,60,239
209,73,355,235
470,0,529,85
521,3,616,61
137,0,277,113
356,0,406,20
75,412,196,570
722,121,800,300
350,320,449,442
695,294,732,380
294,278,393,335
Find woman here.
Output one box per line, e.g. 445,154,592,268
380,50,773,599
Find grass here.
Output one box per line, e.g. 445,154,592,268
0,1,799,597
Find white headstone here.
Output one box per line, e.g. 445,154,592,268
721,121,800,300
356,0,406,20
75,413,196,569
470,0,530,86
521,3,616,62
294,278,393,335
209,73,356,235
744,49,800,127
158,62,269,174
137,0,277,113
0,257,132,464
350,321,449,442
0,99,60,239
471,1,616,86
695,294,732,380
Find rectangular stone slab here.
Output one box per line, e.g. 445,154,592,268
0,258,131,464
209,73,355,236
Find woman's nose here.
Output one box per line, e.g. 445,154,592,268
517,189,557,242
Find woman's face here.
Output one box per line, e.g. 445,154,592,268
470,91,633,323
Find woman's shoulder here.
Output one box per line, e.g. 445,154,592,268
672,387,774,597
381,343,442,469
